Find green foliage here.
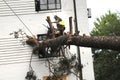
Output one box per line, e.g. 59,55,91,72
90,11,120,80
93,50,120,80
91,11,120,36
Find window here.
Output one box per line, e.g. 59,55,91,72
35,0,61,11
37,34,47,41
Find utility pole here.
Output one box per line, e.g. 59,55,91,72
73,0,83,80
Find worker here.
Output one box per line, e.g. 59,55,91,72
52,15,65,36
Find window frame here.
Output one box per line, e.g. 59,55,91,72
35,0,61,11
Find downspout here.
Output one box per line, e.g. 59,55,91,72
73,0,83,80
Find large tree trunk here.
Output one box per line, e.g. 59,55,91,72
42,35,120,51
30,16,120,51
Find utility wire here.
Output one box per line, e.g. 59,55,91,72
2,0,33,35
2,0,35,72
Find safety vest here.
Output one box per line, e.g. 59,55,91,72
58,21,65,27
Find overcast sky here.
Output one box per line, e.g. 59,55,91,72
87,0,120,31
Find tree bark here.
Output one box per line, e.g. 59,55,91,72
46,16,55,38
42,35,120,51
69,17,73,34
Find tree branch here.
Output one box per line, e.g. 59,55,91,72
41,35,120,51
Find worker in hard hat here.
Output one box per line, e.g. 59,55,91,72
52,15,65,36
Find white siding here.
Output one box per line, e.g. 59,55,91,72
0,37,54,80
0,0,95,80
0,0,35,16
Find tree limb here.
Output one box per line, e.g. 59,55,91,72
41,35,120,51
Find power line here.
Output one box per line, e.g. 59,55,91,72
2,0,35,72
2,0,33,35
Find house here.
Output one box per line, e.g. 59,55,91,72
0,0,94,80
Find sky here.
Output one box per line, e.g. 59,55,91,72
87,0,120,32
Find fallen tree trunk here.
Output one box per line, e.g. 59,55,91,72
42,35,120,51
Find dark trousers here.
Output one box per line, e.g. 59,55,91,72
57,24,65,35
